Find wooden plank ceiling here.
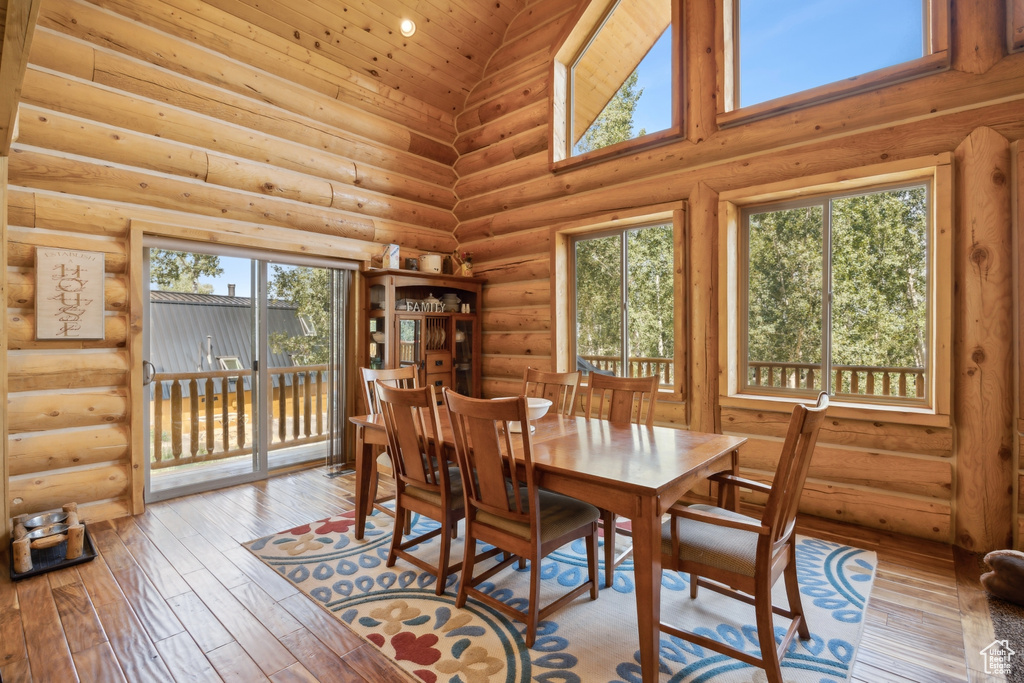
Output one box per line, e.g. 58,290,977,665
208,0,530,120
1,0,533,154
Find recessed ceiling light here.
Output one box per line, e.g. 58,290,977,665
400,19,416,37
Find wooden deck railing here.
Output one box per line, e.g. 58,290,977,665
579,355,674,385
747,361,925,398
150,365,328,470
577,356,923,399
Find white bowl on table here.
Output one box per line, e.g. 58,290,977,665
508,397,552,433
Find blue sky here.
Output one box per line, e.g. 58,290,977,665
631,0,924,130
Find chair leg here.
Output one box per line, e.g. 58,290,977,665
435,516,453,596
602,510,616,588
367,459,379,517
525,551,542,647
586,526,599,599
784,544,810,639
689,573,698,598
386,500,404,569
457,534,477,609
754,575,784,683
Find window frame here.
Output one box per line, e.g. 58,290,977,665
217,356,244,371
550,0,684,171
719,156,952,424
297,313,316,337
557,204,686,400
739,181,932,405
717,0,950,127
1011,0,1024,52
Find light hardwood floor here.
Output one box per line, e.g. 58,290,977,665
0,467,1001,682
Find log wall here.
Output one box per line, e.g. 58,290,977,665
4,0,458,525
456,0,1024,548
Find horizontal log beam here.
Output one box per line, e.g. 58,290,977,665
9,349,129,392
483,281,552,308
20,64,458,192
739,473,951,542
8,270,126,310
7,311,127,349
8,424,130,475
481,331,551,356
721,406,954,457
738,436,952,500
9,388,129,432
10,463,129,514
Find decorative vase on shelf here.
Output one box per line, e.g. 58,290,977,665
461,262,473,277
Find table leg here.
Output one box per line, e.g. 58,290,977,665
725,448,741,512
632,495,662,683
354,428,374,540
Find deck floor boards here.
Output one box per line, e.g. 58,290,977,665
0,467,995,682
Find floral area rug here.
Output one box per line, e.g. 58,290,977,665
243,506,876,683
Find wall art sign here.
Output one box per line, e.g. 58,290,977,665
35,247,106,340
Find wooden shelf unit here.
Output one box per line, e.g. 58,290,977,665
360,269,485,400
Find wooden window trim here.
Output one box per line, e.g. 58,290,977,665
717,0,951,128
552,202,686,401
1011,0,1024,52
718,155,953,427
550,0,684,172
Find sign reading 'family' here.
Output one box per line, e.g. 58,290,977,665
35,247,106,340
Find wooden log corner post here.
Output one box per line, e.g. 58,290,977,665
953,126,1014,553
689,182,719,434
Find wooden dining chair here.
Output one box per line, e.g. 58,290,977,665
659,392,829,683
521,367,581,417
359,366,417,524
375,381,464,595
443,388,600,647
583,372,660,587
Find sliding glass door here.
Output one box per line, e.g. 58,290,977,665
143,240,350,502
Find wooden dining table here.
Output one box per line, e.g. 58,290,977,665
348,409,746,683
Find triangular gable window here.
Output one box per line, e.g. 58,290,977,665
552,0,682,167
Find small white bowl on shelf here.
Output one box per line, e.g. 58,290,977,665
508,397,552,433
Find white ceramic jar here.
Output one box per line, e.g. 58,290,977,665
419,254,442,273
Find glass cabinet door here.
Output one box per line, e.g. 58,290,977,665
396,316,423,374
453,317,474,395
368,315,386,369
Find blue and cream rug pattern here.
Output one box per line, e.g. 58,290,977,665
244,507,876,683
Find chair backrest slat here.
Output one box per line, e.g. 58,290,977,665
376,382,445,492
522,367,581,417
584,373,660,427
361,366,417,415
445,390,535,525
763,393,829,546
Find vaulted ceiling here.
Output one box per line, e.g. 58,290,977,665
0,0,534,155
210,0,530,118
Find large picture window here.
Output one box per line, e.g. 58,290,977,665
741,184,930,403
738,0,924,107
572,223,675,386
721,0,949,121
